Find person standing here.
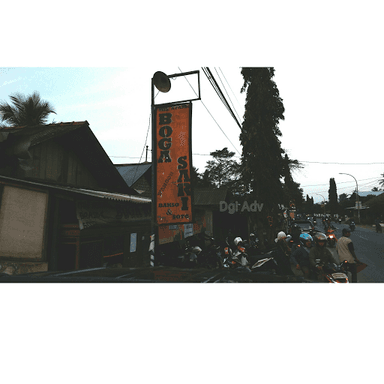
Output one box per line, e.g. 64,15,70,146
336,228,360,283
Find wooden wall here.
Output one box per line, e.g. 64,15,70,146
21,140,99,189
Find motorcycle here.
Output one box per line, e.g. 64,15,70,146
176,243,201,267
250,249,300,278
197,235,224,269
323,261,350,283
250,251,279,273
349,221,355,232
223,236,249,268
325,228,337,247
285,234,296,249
244,234,262,256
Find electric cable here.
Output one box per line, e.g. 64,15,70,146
201,67,242,130
218,67,243,110
301,160,384,165
178,67,241,156
214,67,242,123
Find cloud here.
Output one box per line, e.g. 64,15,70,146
1,77,22,88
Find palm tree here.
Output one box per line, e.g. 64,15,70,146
0,91,56,127
379,173,384,189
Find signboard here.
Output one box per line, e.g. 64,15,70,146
76,200,150,230
155,102,193,225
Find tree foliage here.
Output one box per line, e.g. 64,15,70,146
240,68,286,207
379,173,384,190
282,153,304,210
204,147,242,190
238,67,305,245
0,91,56,127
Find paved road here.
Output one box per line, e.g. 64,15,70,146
319,222,384,283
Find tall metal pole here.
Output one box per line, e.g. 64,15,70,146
149,70,200,267
149,77,156,267
339,173,360,223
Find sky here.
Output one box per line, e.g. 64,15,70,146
3,1,384,380
1,2,383,206
1,64,383,204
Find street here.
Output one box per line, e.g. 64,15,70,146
322,222,384,282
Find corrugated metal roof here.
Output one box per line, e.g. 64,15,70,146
115,163,151,187
73,187,151,203
0,175,151,204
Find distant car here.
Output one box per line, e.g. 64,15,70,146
293,219,316,233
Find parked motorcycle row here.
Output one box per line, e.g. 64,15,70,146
157,232,278,273
155,213,357,283
155,227,351,282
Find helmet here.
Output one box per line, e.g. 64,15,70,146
233,237,243,246
299,232,313,246
275,231,287,243
315,233,327,246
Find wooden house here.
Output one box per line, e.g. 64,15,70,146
0,121,151,275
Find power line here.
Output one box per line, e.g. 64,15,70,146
201,67,242,130
178,67,241,156
214,68,242,124
218,67,243,111
301,176,380,188
301,160,384,165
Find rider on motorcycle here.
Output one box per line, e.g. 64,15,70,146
232,236,249,266
273,231,294,276
309,233,335,281
290,223,301,246
290,233,312,278
246,233,261,256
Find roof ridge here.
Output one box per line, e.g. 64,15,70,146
0,121,89,131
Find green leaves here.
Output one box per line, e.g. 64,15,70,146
0,91,56,127
205,147,241,189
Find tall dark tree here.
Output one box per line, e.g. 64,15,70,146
240,67,286,245
282,154,304,210
0,91,56,128
328,178,338,214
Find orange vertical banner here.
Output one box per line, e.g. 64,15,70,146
155,102,193,225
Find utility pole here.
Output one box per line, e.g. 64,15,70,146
339,173,360,223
